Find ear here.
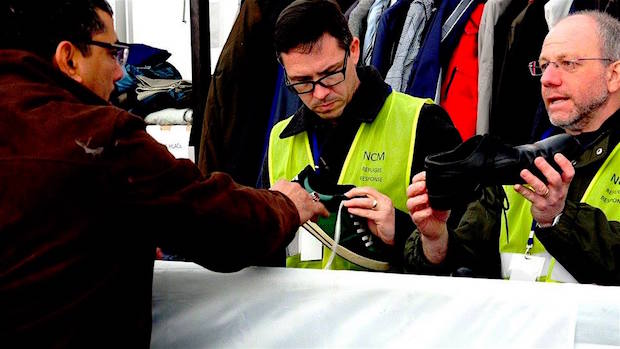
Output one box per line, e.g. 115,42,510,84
349,36,360,66
53,41,83,84
607,60,620,94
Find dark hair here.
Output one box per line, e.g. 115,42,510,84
0,0,113,60
274,0,352,57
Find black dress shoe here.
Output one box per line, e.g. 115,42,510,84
424,134,582,210
293,166,391,271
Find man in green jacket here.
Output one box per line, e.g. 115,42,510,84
406,11,620,284
259,0,462,271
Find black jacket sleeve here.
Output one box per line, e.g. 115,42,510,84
403,186,504,277
536,200,620,285
397,103,466,269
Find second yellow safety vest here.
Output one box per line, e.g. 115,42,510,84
499,142,620,282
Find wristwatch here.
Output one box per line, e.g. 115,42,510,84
536,213,562,229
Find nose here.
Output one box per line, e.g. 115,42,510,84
112,62,125,83
312,83,331,100
540,63,561,87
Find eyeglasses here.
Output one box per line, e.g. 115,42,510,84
285,52,348,95
528,58,613,76
85,40,130,66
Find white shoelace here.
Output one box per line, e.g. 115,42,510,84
324,201,345,270
324,201,374,270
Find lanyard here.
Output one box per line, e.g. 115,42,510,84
523,127,553,256
310,129,335,174
310,131,320,166
310,131,327,174
524,221,536,256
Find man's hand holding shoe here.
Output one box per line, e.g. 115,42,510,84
513,153,575,228
407,171,450,264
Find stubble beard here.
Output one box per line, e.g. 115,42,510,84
550,83,608,133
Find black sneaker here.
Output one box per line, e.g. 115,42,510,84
293,166,390,271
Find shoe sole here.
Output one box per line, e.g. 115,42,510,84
301,221,390,271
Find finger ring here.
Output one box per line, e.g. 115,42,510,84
371,199,378,209
541,187,550,198
310,191,320,202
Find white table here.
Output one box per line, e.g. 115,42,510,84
152,261,620,348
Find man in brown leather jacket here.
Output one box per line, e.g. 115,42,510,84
0,0,328,347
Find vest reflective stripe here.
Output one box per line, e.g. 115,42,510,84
269,92,429,269
500,142,620,282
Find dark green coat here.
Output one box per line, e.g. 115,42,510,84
404,109,620,285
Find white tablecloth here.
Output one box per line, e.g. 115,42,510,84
152,261,620,348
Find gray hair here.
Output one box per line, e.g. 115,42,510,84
575,10,620,61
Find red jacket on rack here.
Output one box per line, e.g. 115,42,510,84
440,3,485,141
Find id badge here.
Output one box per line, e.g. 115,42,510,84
509,254,545,281
299,227,323,261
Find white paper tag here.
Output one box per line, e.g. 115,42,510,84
146,125,193,161
285,229,300,257
509,254,545,281
299,227,323,261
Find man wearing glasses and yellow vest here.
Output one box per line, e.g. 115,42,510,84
406,11,620,284
258,0,462,271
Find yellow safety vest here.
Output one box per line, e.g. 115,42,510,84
269,92,430,270
500,142,620,282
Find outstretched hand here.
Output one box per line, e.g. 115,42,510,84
271,179,329,223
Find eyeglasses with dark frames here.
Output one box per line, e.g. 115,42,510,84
85,40,130,67
285,52,349,95
528,58,613,76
